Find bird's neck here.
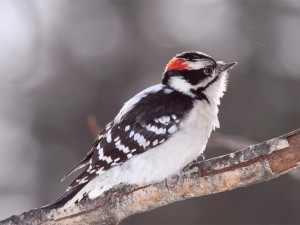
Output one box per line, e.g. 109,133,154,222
203,73,228,106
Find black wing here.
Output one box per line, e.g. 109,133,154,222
66,87,194,190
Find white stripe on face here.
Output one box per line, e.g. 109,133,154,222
186,59,215,70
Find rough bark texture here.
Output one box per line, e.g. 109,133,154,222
1,128,300,225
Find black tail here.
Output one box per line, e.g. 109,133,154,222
42,183,86,209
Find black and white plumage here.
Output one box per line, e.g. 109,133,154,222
47,51,236,209
64,87,192,190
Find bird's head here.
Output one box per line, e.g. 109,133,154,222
162,51,236,101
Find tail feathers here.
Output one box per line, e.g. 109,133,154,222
61,162,87,181
63,181,113,209
42,183,87,209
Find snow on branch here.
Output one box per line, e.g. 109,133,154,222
1,128,300,225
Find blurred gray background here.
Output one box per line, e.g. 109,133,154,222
0,0,300,224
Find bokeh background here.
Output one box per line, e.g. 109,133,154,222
0,0,300,224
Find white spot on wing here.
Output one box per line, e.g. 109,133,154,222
159,138,165,144
98,148,104,159
168,125,177,134
137,135,146,147
134,133,140,141
146,124,166,135
151,125,159,133
129,131,134,138
115,140,130,154
159,128,166,134
114,136,120,142
125,125,130,132
96,142,101,150
163,116,170,123
144,141,150,148
153,139,158,146
106,130,112,143
158,116,170,125
98,148,113,163
106,157,112,164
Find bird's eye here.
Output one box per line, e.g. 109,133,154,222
204,66,214,76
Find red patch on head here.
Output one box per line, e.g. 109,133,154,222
166,58,190,71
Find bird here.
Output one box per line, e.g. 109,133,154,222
46,51,237,209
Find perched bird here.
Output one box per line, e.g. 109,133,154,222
47,51,236,209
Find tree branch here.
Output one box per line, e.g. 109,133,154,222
2,128,300,225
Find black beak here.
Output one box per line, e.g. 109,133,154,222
216,61,237,73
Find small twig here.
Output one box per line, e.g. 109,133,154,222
86,115,102,137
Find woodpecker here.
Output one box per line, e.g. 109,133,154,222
47,51,236,209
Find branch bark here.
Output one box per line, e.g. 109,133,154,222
2,128,300,225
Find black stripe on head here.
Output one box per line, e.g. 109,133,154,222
163,68,212,86
176,51,213,62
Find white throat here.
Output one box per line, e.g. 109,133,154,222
204,72,228,105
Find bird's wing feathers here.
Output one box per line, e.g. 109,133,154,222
65,86,194,190
67,114,181,190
